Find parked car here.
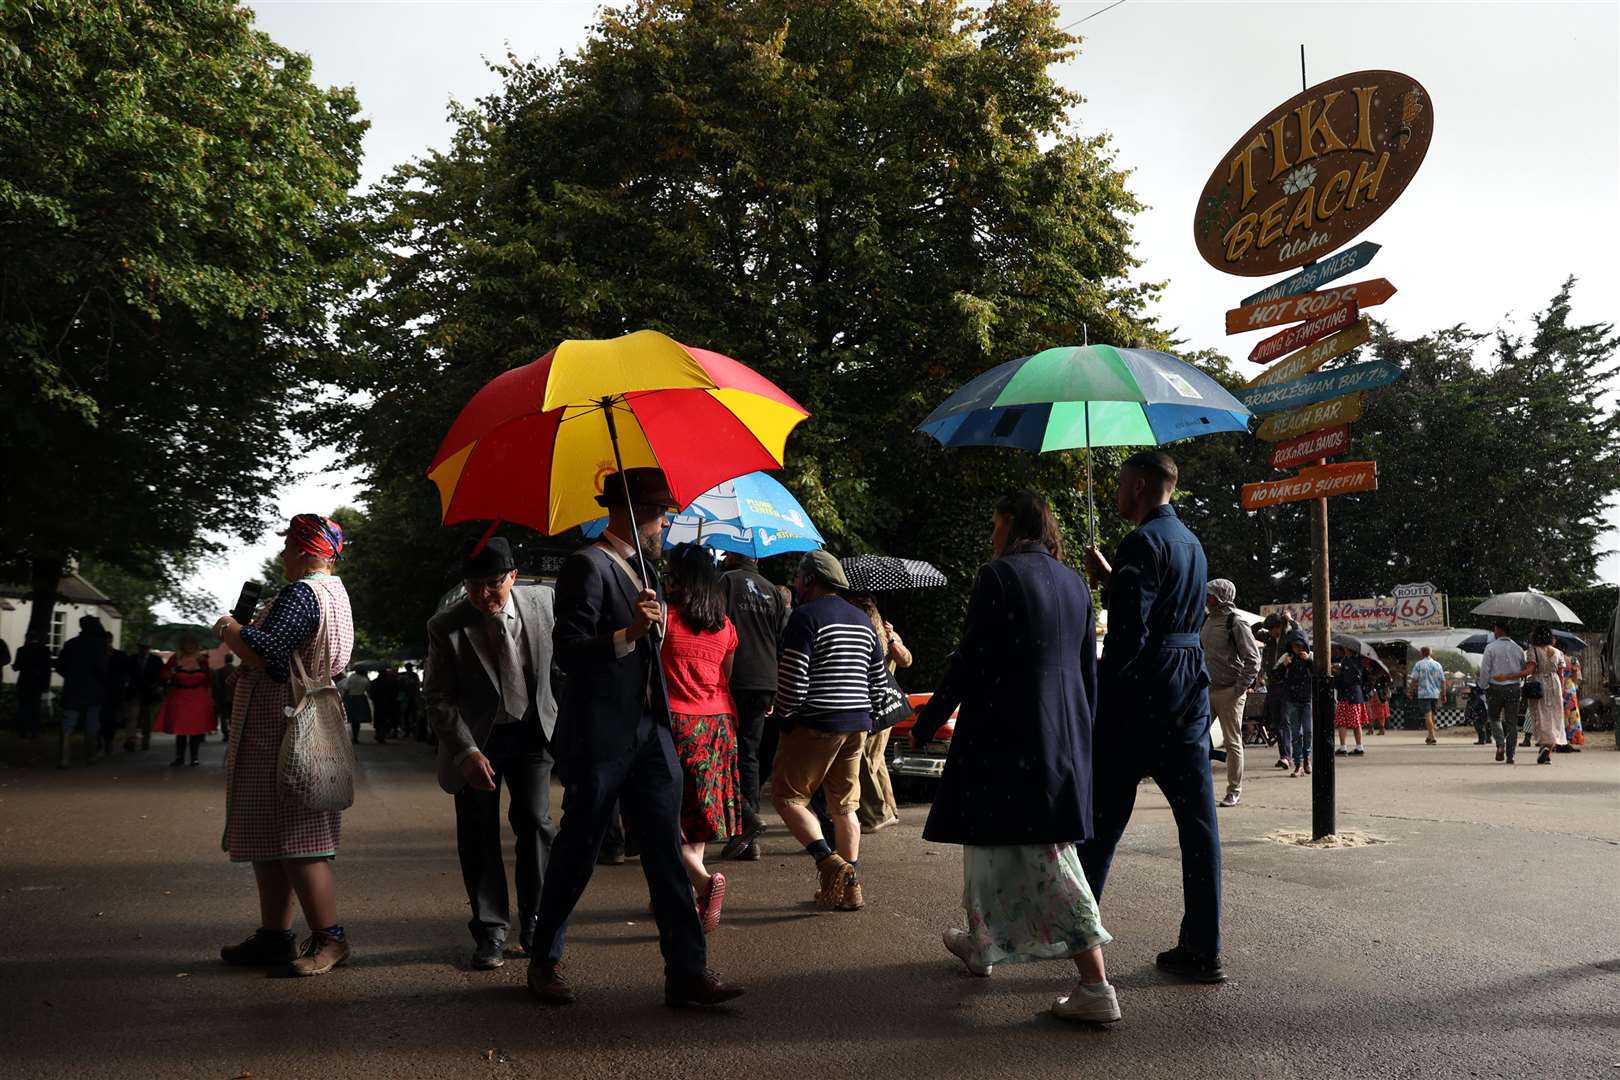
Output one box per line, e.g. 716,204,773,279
886,693,957,797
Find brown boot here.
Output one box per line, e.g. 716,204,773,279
837,871,866,912
815,854,853,911
288,931,350,977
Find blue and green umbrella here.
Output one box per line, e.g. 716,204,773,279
916,344,1252,541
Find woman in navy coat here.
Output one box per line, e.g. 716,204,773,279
911,491,1118,1025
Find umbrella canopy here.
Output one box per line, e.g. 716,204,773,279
917,344,1251,452
1457,630,1585,654
427,330,810,536
917,344,1251,543
582,471,823,559
840,556,947,593
1469,589,1582,626
1330,633,1389,674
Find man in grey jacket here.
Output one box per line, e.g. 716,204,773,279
426,537,559,970
1201,579,1261,806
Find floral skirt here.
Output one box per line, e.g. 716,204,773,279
1366,699,1390,724
669,712,742,844
1335,702,1367,729
962,844,1111,966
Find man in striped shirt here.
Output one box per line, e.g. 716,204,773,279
772,550,889,912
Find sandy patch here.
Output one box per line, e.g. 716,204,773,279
1264,829,1391,849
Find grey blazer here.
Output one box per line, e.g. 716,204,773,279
425,584,559,794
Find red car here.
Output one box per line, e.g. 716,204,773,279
886,692,957,788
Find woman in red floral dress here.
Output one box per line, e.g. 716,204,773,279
660,543,742,934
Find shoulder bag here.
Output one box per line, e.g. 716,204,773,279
277,595,356,812
1521,648,1543,700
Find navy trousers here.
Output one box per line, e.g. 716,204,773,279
1080,698,1223,960
532,714,705,979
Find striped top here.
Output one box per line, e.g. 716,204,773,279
776,595,887,733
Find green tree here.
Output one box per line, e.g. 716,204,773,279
0,0,367,638
1176,281,1619,610
332,0,1170,675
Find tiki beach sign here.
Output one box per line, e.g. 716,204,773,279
1194,71,1432,276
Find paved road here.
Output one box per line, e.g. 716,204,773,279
1,728,1615,1080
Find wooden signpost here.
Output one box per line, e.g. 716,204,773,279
1249,302,1358,364
1239,241,1380,306
1237,359,1401,414
1270,424,1351,470
1225,277,1395,334
1255,392,1365,441
1202,61,1431,841
1246,319,1371,388
1241,460,1378,510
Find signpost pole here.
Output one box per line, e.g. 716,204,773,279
1294,43,1336,841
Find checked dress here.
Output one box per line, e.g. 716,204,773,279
223,575,354,862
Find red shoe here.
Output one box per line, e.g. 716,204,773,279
699,873,727,934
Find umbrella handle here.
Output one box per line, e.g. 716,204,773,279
603,399,662,650
1085,401,1097,551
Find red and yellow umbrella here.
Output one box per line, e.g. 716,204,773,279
427,330,810,536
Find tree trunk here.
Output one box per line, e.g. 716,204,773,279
26,554,67,645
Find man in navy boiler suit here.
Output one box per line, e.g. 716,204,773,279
1081,450,1225,983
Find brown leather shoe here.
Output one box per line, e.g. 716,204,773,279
527,961,575,1005
288,931,350,977
665,968,745,1008
837,872,865,912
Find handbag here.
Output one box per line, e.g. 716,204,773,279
1521,648,1544,700
872,666,912,731
276,600,356,812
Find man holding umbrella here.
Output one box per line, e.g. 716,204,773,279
1080,450,1225,984
528,468,743,1009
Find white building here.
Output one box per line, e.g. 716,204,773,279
0,573,124,688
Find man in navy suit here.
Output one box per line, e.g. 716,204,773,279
527,468,744,1009
1081,451,1225,984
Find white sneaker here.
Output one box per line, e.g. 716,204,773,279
1052,980,1121,1024
942,928,993,977
1218,792,1241,807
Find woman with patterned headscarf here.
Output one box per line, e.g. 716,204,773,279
212,514,355,977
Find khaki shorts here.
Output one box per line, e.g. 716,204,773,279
771,727,866,815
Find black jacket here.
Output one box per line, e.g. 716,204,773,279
551,545,671,772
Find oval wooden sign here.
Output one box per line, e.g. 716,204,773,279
1193,70,1433,277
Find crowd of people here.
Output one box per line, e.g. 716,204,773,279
15,451,1594,1026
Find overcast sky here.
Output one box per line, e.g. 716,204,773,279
170,0,1619,619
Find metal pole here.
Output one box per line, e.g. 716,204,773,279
1310,490,1335,839
1085,401,1097,550
602,398,660,649
1299,42,1336,840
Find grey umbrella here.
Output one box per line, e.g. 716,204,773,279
1470,590,1582,626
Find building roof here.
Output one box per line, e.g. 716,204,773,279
0,573,122,614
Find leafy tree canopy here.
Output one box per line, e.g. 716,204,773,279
0,0,367,635
330,0,1170,669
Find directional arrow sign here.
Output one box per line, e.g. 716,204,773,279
1249,303,1358,365
1242,461,1378,510
1239,242,1381,307
1271,425,1352,470
1247,319,1371,389
1237,360,1402,415
1255,392,1365,442
1226,278,1396,335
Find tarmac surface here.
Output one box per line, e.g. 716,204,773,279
1,726,1616,1080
